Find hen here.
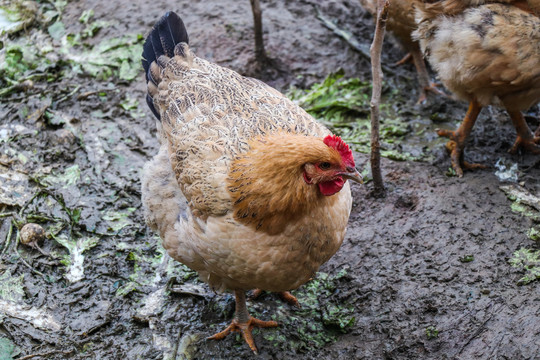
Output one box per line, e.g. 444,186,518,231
140,12,362,354
358,0,443,102
413,0,540,176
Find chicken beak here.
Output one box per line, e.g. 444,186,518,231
340,168,363,184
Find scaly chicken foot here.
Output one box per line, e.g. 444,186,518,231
278,291,300,307
250,289,300,307
507,110,540,155
208,290,278,354
436,99,485,177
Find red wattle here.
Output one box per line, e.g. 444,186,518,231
318,176,345,196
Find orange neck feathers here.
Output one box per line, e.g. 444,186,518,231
227,133,344,235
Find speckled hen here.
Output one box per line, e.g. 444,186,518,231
140,12,362,354
413,0,540,176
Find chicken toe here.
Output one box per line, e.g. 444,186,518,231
208,317,278,354
507,110,540,154
278,291,300,307
208,290,278,354
250,289,300,307
438,140,485,177
437,99,485,176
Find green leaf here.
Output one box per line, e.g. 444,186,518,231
0,271,24,302
47,21,65,41
528,227,539,241
78,9,94,24
0,337,20,360
71,208,81,224
42,165,81,188
287,72,415,161
65,33,143,81
118,59,138,81
52,233,100,282
509,248,540,285
101,208,135,232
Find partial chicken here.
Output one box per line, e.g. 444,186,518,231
359,0,444,102
141,12,362,354
413,0,540,176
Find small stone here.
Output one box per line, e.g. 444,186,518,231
20,223,45,247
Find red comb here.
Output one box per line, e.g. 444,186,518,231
323,134,355,168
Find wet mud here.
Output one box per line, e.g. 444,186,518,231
1,0,539,359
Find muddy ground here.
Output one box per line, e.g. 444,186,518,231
1,0,540,359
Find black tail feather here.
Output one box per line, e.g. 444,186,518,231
158,12,188,59
142,11,189,120
146,94,161,120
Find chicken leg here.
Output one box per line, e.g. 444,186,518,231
507,110,540,154
208,290,278,354
250,289,300,307
437,98,486,177
410,47,446,104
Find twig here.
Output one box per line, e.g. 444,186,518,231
249,0,267,64
0,74,45,97
25,214,61,223
16,349,74,360
316,7,394,75
55,85,81,105
171,325,186,360
1,220,13,257
76,88,111,101
500,184,540,212
19,190,44,218
16,251,45,278
15,231,46,279
456,304,501,356
369,0,389,195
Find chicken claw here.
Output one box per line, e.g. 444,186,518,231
208,290,278,354
250,289,300,307
437,139,486,177
507,110,540,154
278,291,300,307
208,316,278,354
436,99,485,176
509,136,540,154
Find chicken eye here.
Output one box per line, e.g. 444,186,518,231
319,162,331,170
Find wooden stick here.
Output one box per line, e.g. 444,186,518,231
369,0,390,195
315,7,395,75
250,0,266,64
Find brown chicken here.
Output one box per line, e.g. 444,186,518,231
140,12,362,354
359,0,443,102
413,0,540,176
